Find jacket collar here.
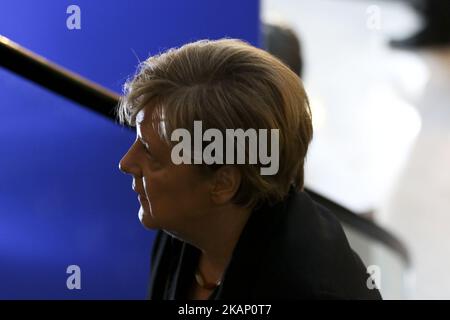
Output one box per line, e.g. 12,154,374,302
210,191,293,299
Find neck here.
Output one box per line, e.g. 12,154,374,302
176,204,253,283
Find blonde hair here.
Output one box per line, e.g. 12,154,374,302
117,38,313,207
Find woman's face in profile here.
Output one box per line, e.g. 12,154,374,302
119,108,212,236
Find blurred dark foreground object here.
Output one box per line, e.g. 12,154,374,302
390,0,450,48
262,22,303,76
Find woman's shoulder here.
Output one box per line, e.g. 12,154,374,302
242,191,382,299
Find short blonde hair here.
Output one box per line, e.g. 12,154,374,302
117,38,313,207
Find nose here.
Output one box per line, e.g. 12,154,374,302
118,142,141,177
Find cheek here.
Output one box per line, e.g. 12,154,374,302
142,166,210,220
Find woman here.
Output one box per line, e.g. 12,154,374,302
117,39,381,300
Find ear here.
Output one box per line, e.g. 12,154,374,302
210,166,241,205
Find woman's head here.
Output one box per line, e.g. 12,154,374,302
118,38,313,231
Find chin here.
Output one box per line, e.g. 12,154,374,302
138,206,158,230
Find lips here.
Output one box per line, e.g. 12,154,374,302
135,190,146,198
133,187,141,194
133,186,146,199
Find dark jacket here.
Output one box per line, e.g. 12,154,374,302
148,189,382,300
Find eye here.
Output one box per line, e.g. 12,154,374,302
138,139,161,168
143,145,155,160
142,145,162,167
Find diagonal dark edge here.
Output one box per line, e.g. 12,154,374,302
306,188,411,267
0,35,121,119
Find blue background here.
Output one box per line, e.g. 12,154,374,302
0,0,259,299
